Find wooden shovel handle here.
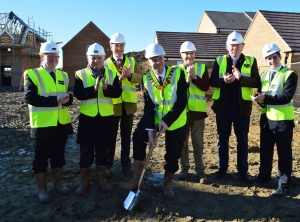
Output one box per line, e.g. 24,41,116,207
137,131,161,189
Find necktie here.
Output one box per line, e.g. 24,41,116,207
158,76,163,85
270,71,276,81
117,59,123,68
50,71,56,81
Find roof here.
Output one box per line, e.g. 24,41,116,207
62,21,109,48
156,32,228,59
259,10,300,52
205,11,253,31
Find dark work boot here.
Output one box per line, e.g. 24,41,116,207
120,160,144,190
75,167,91,196
163,171,175,200
52,168,70,195
96,165,113,192
35,172,51,203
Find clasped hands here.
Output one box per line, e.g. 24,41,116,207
119,65,131,82
57,92,71,104
94,75,108,92
223,65,241,84
186,64,196,83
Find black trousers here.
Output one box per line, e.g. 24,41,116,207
32,126,68,174
107,105,133,168
79,144,109,168
132,124,186,174
259,126,293,186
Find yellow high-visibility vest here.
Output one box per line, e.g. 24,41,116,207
178,63,206,112
104,57,136,104
75,68,116,117
260,68,296,121
143,67,186,131
24,68,71,128
212,55,254,101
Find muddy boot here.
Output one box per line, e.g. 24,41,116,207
96,165,113,192
163,171,174,200
119,160,144,190
52,168,70,195
179,168,189,180
35,172,51,203
75,167,91,196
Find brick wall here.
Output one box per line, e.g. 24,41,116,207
197,13,217,33
62,22,110,87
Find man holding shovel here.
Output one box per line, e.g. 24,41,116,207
120,43,187,199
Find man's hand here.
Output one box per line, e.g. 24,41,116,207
102,76,108,91
94,75,100,92
232,65,241,80
158,120,168,133
186,64,196,80
254,93,265,103
57,92,69,104
223,73,235,84
147,130,157,149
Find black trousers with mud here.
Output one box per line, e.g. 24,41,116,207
132,124,186,174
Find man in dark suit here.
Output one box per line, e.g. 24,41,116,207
120,43,187,199
210,31,260,183
253,43,297,196
24,41,73,203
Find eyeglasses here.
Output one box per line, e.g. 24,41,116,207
45,55,60,59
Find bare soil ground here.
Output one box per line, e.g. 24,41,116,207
0,91,300,222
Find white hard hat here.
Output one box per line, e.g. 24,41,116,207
180,41,196,53
110,33,126,44
262,43,281,58
40,41,60,54
86,43,105,56
145,43,166,59
226,31,244,45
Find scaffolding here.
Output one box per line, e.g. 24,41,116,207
0,11,52,90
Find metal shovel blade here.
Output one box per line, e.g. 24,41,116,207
124,189,142,211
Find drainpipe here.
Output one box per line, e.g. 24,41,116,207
284,52,289,66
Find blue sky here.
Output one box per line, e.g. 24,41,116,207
1,0,299,67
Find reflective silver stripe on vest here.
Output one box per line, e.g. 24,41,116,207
190,64,202,87
122,86,136,92
218,56,225,78
267,102,293,108
262,69,289,96
60,71,69,89
29,105,66,112
33,69,57,97
80,98,112,105
188,94,206,100
107,69,114,85
81,69,88,88
104,60,108,69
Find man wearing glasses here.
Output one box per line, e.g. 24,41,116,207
24,41,73,203
210,31,260,183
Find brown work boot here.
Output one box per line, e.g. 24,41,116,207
35,172,51,203
75,167,91,196
198,172,208,184
52,168,70,195
163,171,174,200
179,168,189,180
96,165,113,192
105,167,112,178
119,160,144,190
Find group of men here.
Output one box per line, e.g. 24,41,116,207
24,30,297,203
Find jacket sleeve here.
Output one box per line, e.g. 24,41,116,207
73,73,97,100
103,75,122,98
128,62,143,84
240,58,260,88
162,69,187,127
264,72,298,105
210,58,226,88
143,78,156,129
192,65,210,91
24,72,58,107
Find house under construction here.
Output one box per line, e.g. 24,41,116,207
0,11,51,90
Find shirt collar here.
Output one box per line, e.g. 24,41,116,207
154,67,166,80
43,66,55,74
271,64,283,73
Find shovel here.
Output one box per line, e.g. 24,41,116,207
124,132,160,211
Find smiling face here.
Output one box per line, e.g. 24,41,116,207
227,43,244,59
265,52,281,70
87,55,105,70
110,43,125,59
148,56,165,74
181,51,195,66
40,53,59,70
